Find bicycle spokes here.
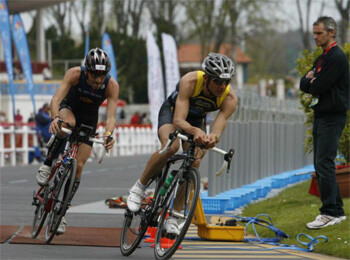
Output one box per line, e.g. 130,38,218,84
154,168,199,260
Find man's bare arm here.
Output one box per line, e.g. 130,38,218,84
50,67,80,133
105,78,119,133
210,88,237,143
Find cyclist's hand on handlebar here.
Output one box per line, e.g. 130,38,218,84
49,117,62,134
103,133,115,150
193,128,207,146
205,133,218,149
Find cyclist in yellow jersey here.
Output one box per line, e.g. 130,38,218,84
127,53,237,234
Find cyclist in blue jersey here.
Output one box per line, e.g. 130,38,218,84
36,48,119,234
127,53,237,234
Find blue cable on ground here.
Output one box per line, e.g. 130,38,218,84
182,213,328,252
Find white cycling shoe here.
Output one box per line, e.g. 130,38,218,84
56,217,66,235
36,165,51,186
127,183,145,212
165,217,180,235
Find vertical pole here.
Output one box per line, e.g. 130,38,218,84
36,9,46,62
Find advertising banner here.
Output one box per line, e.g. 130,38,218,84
102,32,118,81
0,0,16,118
84,25,89,56
12,14,36,114
146,31,165,127
161,33,180,97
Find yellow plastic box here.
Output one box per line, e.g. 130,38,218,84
198,224,244,241
192,195,244,241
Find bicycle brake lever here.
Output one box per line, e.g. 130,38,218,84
105,135,113,154
225,149,235,173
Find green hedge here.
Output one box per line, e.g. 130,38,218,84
296,43,350,163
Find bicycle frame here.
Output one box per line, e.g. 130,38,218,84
33,134,77,212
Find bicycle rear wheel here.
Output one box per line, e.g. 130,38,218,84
44,158,77,243
31,187,49,238
120,175,162,256
154,167,200,260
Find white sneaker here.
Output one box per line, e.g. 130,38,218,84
36,165,51,186
56,217,66,234
127,183,145,212
306,214,340,229
165,217,180,235
339,215,346,221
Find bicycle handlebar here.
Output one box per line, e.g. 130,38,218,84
159,131,234,176
61,127,106,163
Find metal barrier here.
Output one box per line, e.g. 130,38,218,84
0,125,160,167
207,91,313,196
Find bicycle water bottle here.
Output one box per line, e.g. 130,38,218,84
159,170,177,196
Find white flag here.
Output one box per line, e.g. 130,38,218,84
146,31,165,127
161,33,180,97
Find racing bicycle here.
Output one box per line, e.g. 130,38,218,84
120,130,234,260
31,122,107,243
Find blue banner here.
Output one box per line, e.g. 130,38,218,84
0,0,16,119
102,33,117,80
84,25,89,56
12,14,37,115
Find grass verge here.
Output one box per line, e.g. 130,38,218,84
241,180,350,259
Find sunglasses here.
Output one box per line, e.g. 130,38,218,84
88,71,108,79
212,78,230,86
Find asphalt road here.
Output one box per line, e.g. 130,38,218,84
0,154,211,260
1,155,334,260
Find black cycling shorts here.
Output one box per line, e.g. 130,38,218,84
59,99,98,147
158,99,206,131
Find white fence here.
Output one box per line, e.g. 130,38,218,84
0,125,160,167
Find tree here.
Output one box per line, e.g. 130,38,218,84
296,0,312,51
185,0,269,60
334,0,350,45
146,0,180,41
185,0,218,59
72,0,90,44
128,0,146,39
46,1,73,36
112,0,128,35
111,0,145,38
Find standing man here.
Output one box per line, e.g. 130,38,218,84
35,103,52,144
36,48,119,234
300,16,349,229
127,53,237,234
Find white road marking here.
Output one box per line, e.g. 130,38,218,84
9,179,28,184
69,200,125,214
97,168,109,172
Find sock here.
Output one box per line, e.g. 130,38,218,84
46,135,65,161
63,178,80,205
136,179,146,190
44,158,53,167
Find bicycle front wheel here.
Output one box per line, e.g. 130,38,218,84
44,158,77,243
120,175,162,256
154,167,200,260
31,188,49,238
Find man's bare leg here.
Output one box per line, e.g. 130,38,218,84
128,124,180,212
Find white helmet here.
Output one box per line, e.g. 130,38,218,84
202,53,235,80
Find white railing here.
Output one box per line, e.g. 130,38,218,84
0,125,160,167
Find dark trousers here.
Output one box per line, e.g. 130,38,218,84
313,114,346,217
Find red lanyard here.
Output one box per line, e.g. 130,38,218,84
316,42,337,73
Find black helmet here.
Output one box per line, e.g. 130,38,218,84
84,48,111,76
202,53,235,80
